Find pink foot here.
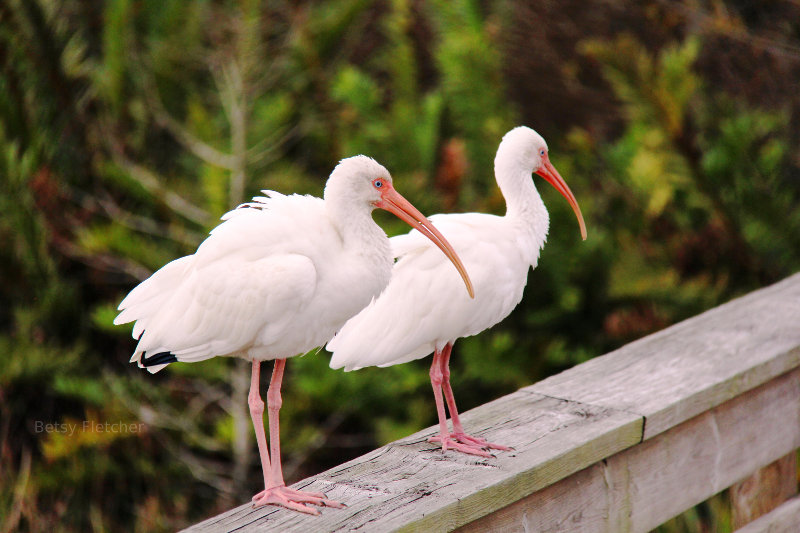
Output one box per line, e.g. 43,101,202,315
251,485,345,515
451,432,513,452
428,432,512,457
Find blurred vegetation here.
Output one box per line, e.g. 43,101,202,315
1,0,799,531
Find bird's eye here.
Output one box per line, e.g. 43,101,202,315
540,149,546,157
373,179,384,189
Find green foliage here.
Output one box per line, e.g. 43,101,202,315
429,0,515,204
583,35,700,136
0,139,52,288
0,313,81,388
101,0,135,112
656,490,733,533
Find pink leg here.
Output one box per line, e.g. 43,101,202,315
440,344,512,452
248,360,273,490
267,359,287,487
250,359,345,514
428,348,454,447
428,345,493,457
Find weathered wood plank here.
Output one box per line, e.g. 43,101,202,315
731,453,798,529
454,461,611,533
456,368,800,533
526,273,800,439
181,391,642,532
614,368,800,532
184,274,800,532
733,495,800,533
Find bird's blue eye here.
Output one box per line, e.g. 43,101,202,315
540,149,545,156
373,179,383,188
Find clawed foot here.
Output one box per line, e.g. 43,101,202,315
429,432,512,457
251,485,346,515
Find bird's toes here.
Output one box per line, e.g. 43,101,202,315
252,492,321,515
283,501,322,515
453,442,494,458
251,486,344,514
282,488,345,508
453,432,512,452
322,499,347,509
281,487,327,500
429,434,494,458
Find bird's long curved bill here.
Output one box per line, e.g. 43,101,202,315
537,157,588,240
377,188,475,298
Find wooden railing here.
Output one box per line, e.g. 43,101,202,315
183,273,800,532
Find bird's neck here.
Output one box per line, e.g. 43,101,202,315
497,160,547,219
327,199,391,255
496,162,550,258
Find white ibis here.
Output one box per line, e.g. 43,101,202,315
114,155,474,514
328,127,586,457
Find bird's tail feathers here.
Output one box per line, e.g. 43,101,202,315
130,345,219,373
114,257,192,328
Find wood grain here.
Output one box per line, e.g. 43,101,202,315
183,274,800,532
731,453,798,529
457,369,800,533
183,392,641,532
733,495,800,533
526,273,800,439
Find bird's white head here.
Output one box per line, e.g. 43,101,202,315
496,126,587,240
324,155,394,209
324,155,475,298
497,126,550,173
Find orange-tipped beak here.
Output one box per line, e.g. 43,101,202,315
376,186,475,298
536,155,587,240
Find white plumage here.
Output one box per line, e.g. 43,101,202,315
116,190,389,371
328,209,544,370
328,127,586,456
114,155,473,513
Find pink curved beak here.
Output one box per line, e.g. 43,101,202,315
376,186,475,298
536,155,587,240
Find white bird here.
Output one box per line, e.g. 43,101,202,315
114,156,474,514
328,127,586,457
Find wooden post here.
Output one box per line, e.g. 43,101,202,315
731,452,798,529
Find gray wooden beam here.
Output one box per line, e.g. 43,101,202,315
457,369,800,533
526,273,800,439
182,273,800,532
183,392,641,532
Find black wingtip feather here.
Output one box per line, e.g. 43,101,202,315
141,351,178,367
